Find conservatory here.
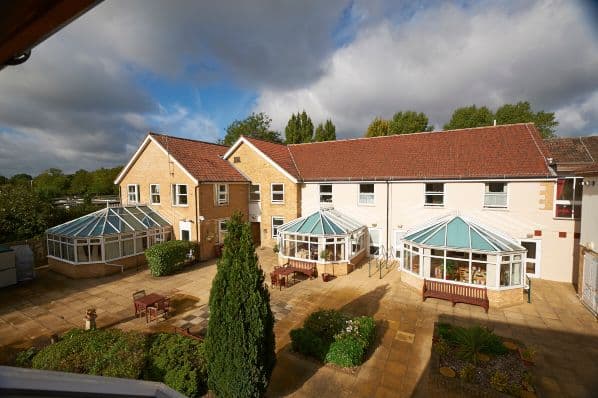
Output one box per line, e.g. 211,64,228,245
400,215,527,292
46,205,172,278
277,209,367,276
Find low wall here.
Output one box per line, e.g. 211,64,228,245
48,253,146,279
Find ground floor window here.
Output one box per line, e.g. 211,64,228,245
369,228,381,256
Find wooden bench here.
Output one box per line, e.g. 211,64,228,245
286,259,317,279
173,326,203,342
423,279,489,313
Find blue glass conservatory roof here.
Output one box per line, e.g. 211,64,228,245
278,209,364,236
47,206,171,238
404,215,525,253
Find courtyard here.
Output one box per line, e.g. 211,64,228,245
0,249,597,397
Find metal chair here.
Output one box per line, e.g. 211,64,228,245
133,290,146,317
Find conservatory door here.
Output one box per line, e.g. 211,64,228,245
520,240,541,278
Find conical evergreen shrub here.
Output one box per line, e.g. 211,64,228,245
204,212,276,397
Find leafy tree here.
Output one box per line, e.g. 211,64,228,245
9,173,33,186
0,184,55,242
285,110,314,143
389,111,433,134
88,167,122,195
205,212,275,397
365,117,390,137
0,176,7,185
220,112,282,146
495,101,558,138
69,169,91,195
314,119,336,142
444,105,494,130
33,168,69,199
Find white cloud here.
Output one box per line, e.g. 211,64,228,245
255,0,598,136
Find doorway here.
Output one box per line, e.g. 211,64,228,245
251,222,261,246
520,239,541,278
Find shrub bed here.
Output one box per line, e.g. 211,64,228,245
145,240,196,276
432,323,535,396
290,309,376,368
25,329,207,397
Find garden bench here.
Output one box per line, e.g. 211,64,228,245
173,326,203,342
423,279,489,313
285,259,317,279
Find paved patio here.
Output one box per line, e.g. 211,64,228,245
0,248,597,397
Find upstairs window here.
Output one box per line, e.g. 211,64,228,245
150,184,160,204
359,184,375,205
319,184,332,203
425,183,444,206
216,184,229,205
484,182,507,208
555,177,582,219
172,184,188,206
271,183,284,203
127,184,139,204
250,184,261,202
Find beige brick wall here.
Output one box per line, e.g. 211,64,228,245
228,142,301,247
539,182,555,210
119,139,198,241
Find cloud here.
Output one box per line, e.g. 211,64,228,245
255,0,598,137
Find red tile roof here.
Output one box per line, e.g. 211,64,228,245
577,163,598,175
150,133,247,182
287,123,553,181
544,136,598,164
243,136,301,180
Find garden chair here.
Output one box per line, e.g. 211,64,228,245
146,297,170,323
132,290,146,317
270,272,286,290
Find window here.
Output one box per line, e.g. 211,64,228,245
150,184,160,204
369,228,381,256
500,254,523,287
127,184,139,204
520,240,540,277
250,184,261,202
555,177,583,219
218,219,228,243
271,183,284,203
484,182,507,208
271,217,284,238
359,184,375,205
215,184,229,205
319,184,332,203
425,183,444,206
172,184,188,206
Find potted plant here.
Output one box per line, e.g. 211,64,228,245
446,260,457,280
273,243,280,254
519,346,537,366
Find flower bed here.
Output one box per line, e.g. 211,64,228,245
431,323,536,397
290,309,376,368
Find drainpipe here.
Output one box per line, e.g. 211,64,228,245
386,181,390,263
196,184,201,259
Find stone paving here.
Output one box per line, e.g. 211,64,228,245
0,247,597,397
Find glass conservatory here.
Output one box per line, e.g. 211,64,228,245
46,205,172,264
401,215,526,289
277,209,367,264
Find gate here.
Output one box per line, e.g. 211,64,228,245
581,252,598,316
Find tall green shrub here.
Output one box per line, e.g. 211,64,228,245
204,213,276,397
145,240,196,276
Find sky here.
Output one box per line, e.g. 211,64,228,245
1,0,597,176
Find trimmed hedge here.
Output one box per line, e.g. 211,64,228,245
145,333,207,398
290,309,376,368
31,329,146,379
145,240,196,276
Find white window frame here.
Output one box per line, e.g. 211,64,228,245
271,216,284,238
358,184,375,205
215,183,229,206
150,184,160,204
484,182,508,209
172,184,189,206
424,183,444,207
218,219,228,243
319,184,332,203
249,184,261,202
393,230,404,263
554,177,583,219
271,183,284,203
127,184,139,204
519,239,541,279
368,228,382,257
179,220,191,241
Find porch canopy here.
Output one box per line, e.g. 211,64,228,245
46,206,172,265
401,215,526,289
277,208,367,263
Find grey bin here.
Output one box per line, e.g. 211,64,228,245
11,245,36,282
0,245,17,287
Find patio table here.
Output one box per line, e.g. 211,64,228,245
134,293,166,320
273,267,295,286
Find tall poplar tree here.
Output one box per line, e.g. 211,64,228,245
314,119,336,141
285,111,314,143
204,213,276,397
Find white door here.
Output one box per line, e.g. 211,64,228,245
520,239,541,278
581,252,597,316
368,228,382,257
393,230,404,266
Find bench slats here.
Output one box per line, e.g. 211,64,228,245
423,279,489,313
